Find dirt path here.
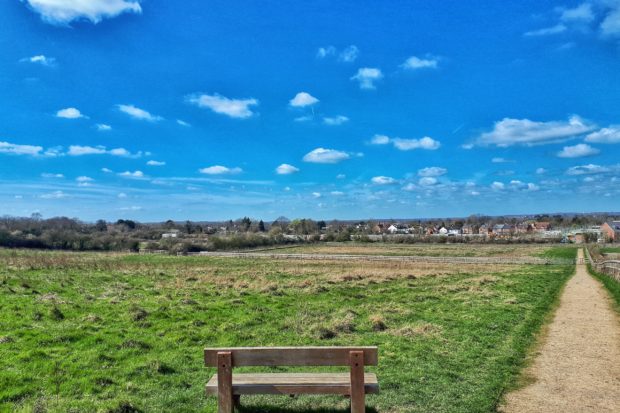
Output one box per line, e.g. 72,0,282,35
501,249,620,412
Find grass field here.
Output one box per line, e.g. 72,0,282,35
0,246,575,413
259,242,564,258
601,247,620,254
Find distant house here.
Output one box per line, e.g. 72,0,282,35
438,227,448,235
372,223,385,234
478,224,491,235
533,222,551,232
461,224,477,235
387,224,408,234
493,224,514,236
387,224,398,234
601,221,620,242
162,230,179,239
447,228,461,236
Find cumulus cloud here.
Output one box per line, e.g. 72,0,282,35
316,45,359,62
199,165,243,175
351,67,383,89
96,123,111,131
117,104,162,121
491,181,505,190
67,145,143,157
276,163,299,175
370,134,440,150
566,164,613,175
21,54,56,66
401,55,439,70
0,141,45,156
557,143,600,158
559,3,595,23
176,119,191,127
303,148,352,164
418,167,447,177
147,160,165,166
312,192,322,198
419,177,437,186
76,176,93,182
371,176,396,185
601,4,620,37
471,115,595,147
585,126,620,143
40,190,68,199
118,170,144,178
289,92,319,107
187,93,258,119
22,0,142,25
393,137,441,150
56,107,85,119
536,167,547,174
41,173,64,178
492,157,512,163
323,115,349,126
339,45,359,62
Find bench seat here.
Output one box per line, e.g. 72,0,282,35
206,372,379,395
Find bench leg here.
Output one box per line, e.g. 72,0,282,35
217,352,234,413
349,350,365,413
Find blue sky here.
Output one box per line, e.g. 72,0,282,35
1,0,620,221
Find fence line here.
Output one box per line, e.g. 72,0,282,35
585,246,620,282
183,251,575,266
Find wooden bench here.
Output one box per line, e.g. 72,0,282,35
205,346,379,413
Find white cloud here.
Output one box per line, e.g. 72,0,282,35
339,45,359,62
22,54,56,66
22,0,142,25
117,192,127,198
199,165,243,175
336,174,346,179
557,143,600,158
601,5,620,37
294,115,313,122
56,107,85,119
419,177,437,186
402,183,417,191
370,134,390,145
524,24,567,36
147,160,165,166
491,181,505,190
536,167,547,174
276,163,299,175
96,123,111,131
418,167,447,177
472,115,595,147
187,93,258,119
527,183,540,191
0,141,44,156
76,176,93,182
289,92,319,107
585,126,620,143
371,176,396,185
492,157,511,163
351,67,383,89
117,104,162,122
393,136,441,150
118,170,144,178
101,168,113,173
330,191,344,196
316,46,336,59
177,119,190,127
312,192,322,198
559,3,595,23
401,56,438,70
303,148,352,164
67,145,142,157
41,173,64,178
40,190,68,199
323,115,349,126
566,164,612,175
119,206,142,211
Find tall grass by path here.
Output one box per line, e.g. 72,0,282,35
0,248,573,412
587,264,620,312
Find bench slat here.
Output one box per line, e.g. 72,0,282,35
205,373,379,395
204,346,378,367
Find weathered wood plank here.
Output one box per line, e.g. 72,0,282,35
349,350,365,413
204,346,378,367
205,373,379,395
217,352,233,413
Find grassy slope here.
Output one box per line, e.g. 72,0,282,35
587,265,620,312
0,249,573,413
601,247,620,254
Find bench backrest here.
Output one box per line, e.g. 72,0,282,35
204,346,378,367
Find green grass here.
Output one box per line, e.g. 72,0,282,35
536,246,577,260
587,264,620,312
0,249,574,413
601,247,620,254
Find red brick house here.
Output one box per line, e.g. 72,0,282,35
601,221,620,242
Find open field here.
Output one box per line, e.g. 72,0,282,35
0,246,575,412
261,242,567,258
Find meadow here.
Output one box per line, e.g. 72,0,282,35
0,245,576,413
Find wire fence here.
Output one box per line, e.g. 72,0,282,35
585,246,620,282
